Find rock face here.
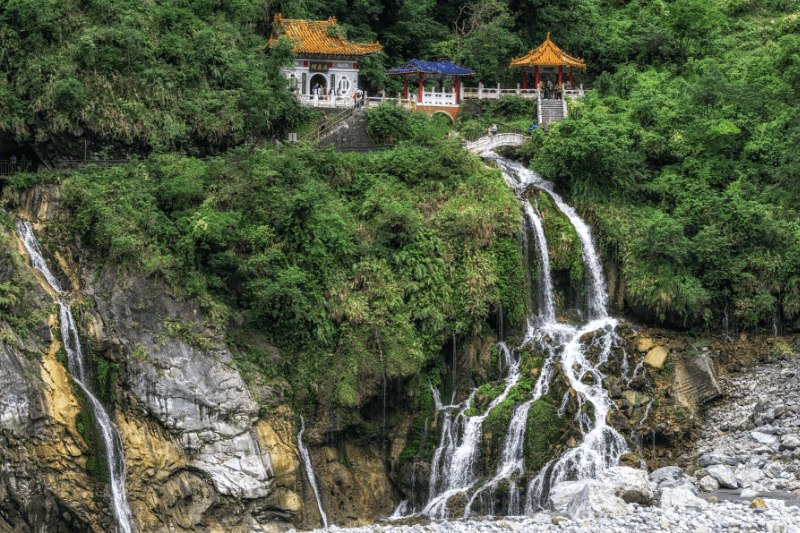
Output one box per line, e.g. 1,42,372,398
0,185,403,533
644,346,669,371
671,350,722,412
602,466,654,504
563,481,627,518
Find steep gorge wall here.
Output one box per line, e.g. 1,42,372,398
0,185,404,532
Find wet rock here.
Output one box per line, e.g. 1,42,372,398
550,480,595,511
607,378,622,399
697,453,737,467
606,408,631,432
705,464,738,489
635,337,655,353
445,492,468,517
698,475,719,492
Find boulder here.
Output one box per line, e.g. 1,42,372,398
635,337,655,353
751,399,775,426
697,453,738,467
659,486,707,508
751,431,778,445
735,467,765,488
740,488,759,498
698,475,719,492
550,480,594,511
608,378,622,399
644,347,669,371
606,409,631,432
780,435,800,451
649,466,685,485
602,466,655,504
671,350,722,412
623,390,649,407
706,464,738,489
565,481,627,518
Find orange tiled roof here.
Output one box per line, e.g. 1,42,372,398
509,33,586,69
267,14,382,57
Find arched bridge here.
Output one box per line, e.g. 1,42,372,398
463,133,530,154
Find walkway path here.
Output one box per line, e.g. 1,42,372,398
463,133,530,154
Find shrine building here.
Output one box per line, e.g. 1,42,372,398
509,33,586,90
266,14,382,98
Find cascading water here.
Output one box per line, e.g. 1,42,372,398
297,415,329,529
397,153,632,519
16,219,135,533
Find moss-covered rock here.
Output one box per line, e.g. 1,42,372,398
524,397,568,474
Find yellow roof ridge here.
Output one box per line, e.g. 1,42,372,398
266,14,382,57
510,33,586,69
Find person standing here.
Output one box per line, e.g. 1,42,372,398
10,155,16,170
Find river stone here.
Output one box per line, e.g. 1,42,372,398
566,481,627,518
550,480,596,511
606,408,631,432
780,435,800,450
602,466,654,504
698,453,737,467
659,485,707,508
736,467,765,488
644,346,668,371
751,431,779,445
706,464,737,489
752,399,775,426
649,466,685,485
698,475,719,492
740,488,760,497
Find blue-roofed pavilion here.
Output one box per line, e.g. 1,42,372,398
387,59,475,104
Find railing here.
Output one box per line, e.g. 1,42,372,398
365,97,415,110
298,93,360,108
299,96,367,143
55,159,139,170
463,133,530,154
460,122,531,143
462,87,540,100
0,161,37,175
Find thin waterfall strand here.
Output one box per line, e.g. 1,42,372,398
17,219,135,533
297,415,329,529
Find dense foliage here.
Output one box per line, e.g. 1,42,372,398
522,1,800,332
13,142,522,410
0,0,307,150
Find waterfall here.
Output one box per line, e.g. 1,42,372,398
297,415,329,529
522,201,556,324
397,153,629,519
16,219,135,533
451,331,457,404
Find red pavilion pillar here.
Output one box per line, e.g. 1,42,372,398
418,72,423,103
523,72,527,91
558,66,563,85
569,70,573,86
404,76,408,99
534,66,539,89
455,77,459,104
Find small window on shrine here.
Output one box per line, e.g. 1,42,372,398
338,77,351,95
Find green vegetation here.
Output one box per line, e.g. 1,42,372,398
524,397,567,474
366,103,454,144
0,0,307,151
524,2,800,331
73,382,109,483
537,193,585,313
18,142,520,413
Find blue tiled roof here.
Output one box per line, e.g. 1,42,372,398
386,59,475,77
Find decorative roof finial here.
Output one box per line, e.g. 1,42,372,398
546,32,551,40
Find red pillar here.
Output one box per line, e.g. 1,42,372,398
534,66,539,89
569,70,573,86
523,72,527,90
404,76,408,99
418,72,423,103
558,66,563,85
455,77,459,104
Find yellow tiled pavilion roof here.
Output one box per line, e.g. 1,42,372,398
267,14,382,57
509,33,586,69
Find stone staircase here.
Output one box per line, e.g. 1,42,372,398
315,108,381,151
540,100,566,124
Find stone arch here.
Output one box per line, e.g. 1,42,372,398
431,110,455,122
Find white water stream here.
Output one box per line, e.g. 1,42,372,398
16,219,135,533
396,154,630,518
297,415,329,529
